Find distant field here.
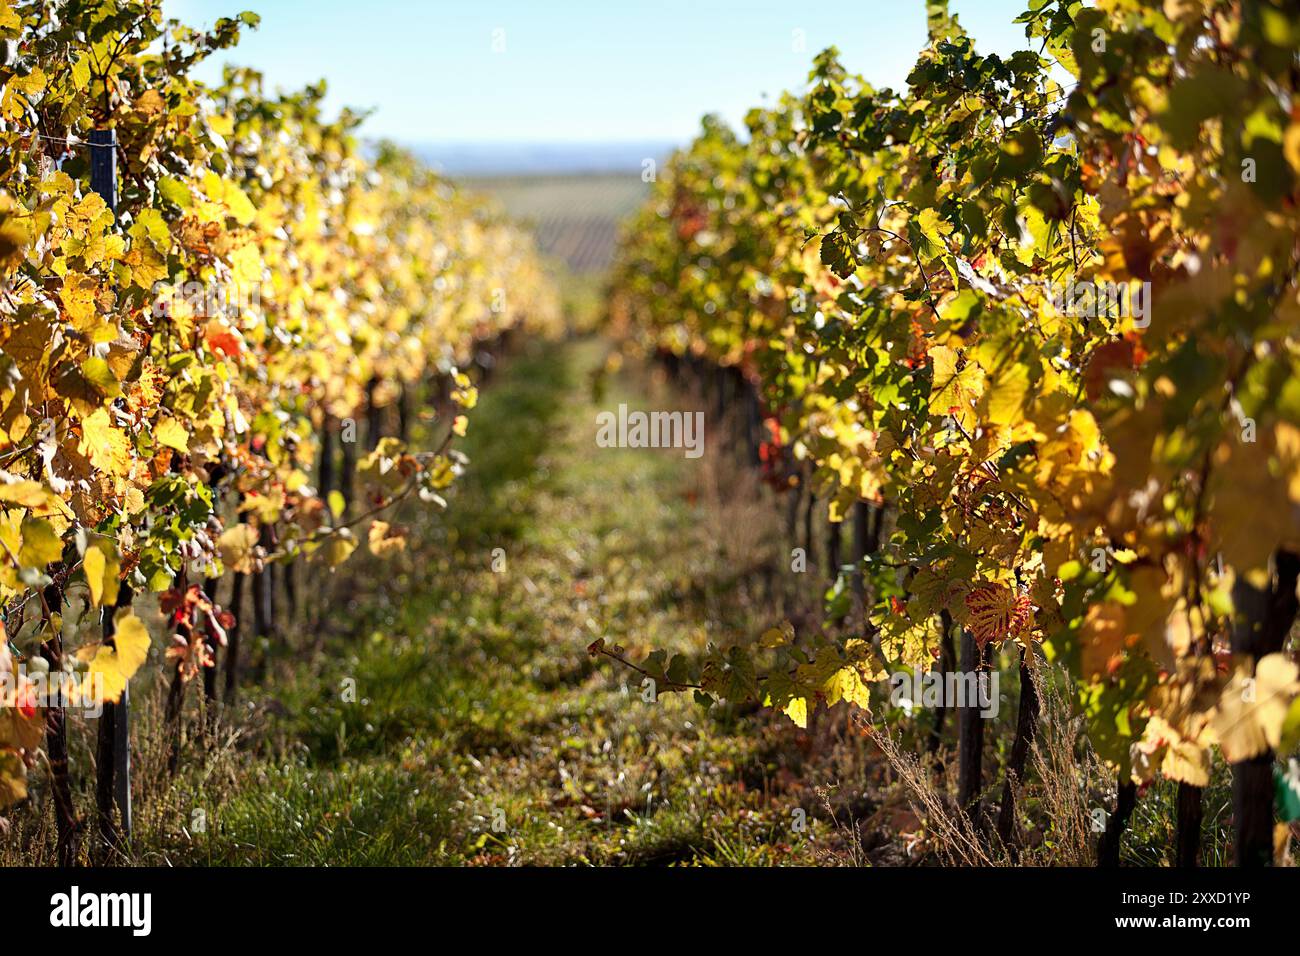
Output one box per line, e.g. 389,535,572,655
464,173,651,275
415,142,673,177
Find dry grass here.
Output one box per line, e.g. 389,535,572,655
855,661,1105,866
0,678,254,866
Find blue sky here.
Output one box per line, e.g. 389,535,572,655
167,0,1039,146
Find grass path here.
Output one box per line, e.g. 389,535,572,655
162,336,871,865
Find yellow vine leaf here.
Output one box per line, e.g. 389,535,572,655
324,528,358,567
77,610,151,704
985,363,1030,427
1132,715,1212,788
929,345,984,430
824,663,873,711
0,480,54,509
58,274,98,328
82,543,105,605
217,524,258,575
17,516,61,568
367,519,407,556
1212,654,1300,763
0,749,26,808
154,416,190,453
82,539,120,608
782,696,808,729
79,407,132,480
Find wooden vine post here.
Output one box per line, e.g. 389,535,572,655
41,572,77,866
1174,782,1203,868
163,572,187,775
825,518,841,585
201,577,221,710
223,570,245,704
1229,549,1300,866
995,649,1039,856
1097,777,1138,867
95,584,134,858
339,418,357,514
251,522,276,675
365,376,382,450
1174,631,1212,866
88,126,133,855
850,501,870,622
956,627,988,826
927,611,956,759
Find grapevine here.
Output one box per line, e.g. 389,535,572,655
0,0,559,858
605,0,1300,864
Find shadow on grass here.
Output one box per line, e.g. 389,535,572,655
265,339,581,763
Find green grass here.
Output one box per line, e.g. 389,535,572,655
186,761,460,866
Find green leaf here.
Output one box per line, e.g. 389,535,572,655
819,228,859,279
158,176,192,209
701,646,759,702
1275,759,1300,823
